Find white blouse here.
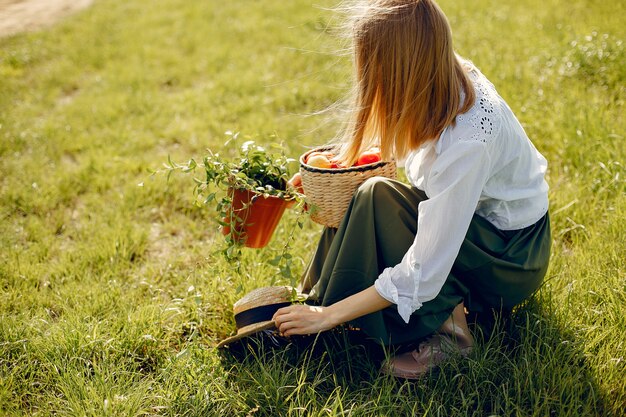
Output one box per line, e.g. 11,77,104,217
374,66,549,323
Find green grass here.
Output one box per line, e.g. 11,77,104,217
0,0,624,415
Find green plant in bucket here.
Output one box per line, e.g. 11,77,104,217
161,132,306,268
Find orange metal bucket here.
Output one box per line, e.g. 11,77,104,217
222,188,289,248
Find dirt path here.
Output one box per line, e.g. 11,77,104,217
0,0,93,38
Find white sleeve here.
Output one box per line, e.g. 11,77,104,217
374,140,491,323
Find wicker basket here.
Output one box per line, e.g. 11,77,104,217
299,147,397,228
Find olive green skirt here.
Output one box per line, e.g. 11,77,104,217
302,177,551,346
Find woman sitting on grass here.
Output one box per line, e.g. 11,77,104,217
274,0,551,379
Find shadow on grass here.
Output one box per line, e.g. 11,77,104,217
215,295,608,416
221,327,386,384
463,295,608,416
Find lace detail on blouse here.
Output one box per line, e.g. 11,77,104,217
456,73,502,145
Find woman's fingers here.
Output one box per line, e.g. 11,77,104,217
276,321,302,336
289,172,302,187
272,304,331,336
287,173,304,194
274,315,300,335
277,320,312,337
286,173,304,209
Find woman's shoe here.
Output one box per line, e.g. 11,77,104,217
381,302,474,379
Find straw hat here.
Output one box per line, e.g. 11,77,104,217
217,286,297,348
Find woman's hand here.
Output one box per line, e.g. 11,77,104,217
273,286,392,337
272,304,338,337
288,172,304,194
286,172,306,210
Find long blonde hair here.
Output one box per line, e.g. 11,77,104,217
338,0,475,164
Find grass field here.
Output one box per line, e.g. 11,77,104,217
0,0,624,415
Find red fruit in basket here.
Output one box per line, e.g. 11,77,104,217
307,154,332,169
356,149,382,166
